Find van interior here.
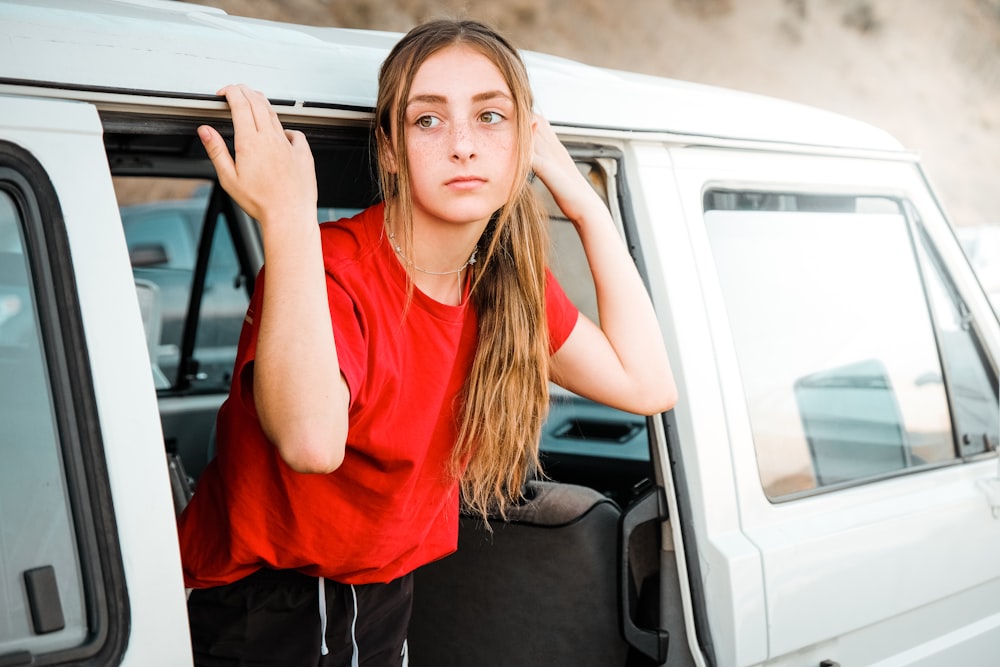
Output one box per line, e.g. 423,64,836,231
102,109,688,667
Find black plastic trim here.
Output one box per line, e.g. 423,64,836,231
0,76,374,114
660,411,716,666
619,487,670,662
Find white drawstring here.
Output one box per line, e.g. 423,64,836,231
350,584,360,667
318,576,329,656
317,578,364,665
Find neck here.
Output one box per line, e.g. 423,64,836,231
387,231,477,276
384,205,486,306
385,205,488,273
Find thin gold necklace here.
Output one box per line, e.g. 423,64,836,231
388,231,478,276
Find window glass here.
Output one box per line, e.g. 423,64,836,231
916,222,1000,456
0,190,88,654
115,178,249,391
115,181,365,394
535,158,651,506
703,191,988,499
192,212,245,390
318,207,364,223
956,223,1000,316
537,161,607,324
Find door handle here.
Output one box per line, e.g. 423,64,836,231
620,487,669,663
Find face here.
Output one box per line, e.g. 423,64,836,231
399,44,519,231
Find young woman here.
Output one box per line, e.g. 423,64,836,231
178,18,676,667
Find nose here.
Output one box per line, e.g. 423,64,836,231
450,120,476,161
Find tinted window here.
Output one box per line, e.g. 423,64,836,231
705,190,997,499
0,191,87,655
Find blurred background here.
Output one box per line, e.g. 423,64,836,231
181,0,998,231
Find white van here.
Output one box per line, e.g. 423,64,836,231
1,1,998,665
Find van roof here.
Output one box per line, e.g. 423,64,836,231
0,0,904,152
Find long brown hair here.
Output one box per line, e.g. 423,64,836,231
375,19,551,520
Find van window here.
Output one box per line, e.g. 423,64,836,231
102,117,379,484
0,187,91,664
543,160,604,325
115,177,249,392
114,179,363,395
537,155,652,506
913,209,1000,458
704,190,998,499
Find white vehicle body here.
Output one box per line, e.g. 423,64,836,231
1,1,997,666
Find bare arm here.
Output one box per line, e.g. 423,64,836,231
199,85,349,472
533,116,677,416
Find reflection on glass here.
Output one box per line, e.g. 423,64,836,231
706,200,954,499
794,358,910,485
117,178,249,390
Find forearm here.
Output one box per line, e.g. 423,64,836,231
533,114,675,413
254,218,349,473
573,198,675,408
196,85,348,470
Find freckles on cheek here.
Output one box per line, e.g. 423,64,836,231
494,136,518,169
478,133,516,168
405,138,437,169
487,132,514,151
406,135,441,155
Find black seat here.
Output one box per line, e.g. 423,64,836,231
408,480,628,667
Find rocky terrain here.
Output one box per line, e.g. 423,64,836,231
182,0,1000,226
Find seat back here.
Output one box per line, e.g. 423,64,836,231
409,480,628,666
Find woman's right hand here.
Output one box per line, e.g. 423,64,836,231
197,84,317,231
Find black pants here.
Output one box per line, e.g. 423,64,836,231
188,568,413,666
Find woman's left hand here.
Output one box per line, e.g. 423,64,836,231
530,114,603,227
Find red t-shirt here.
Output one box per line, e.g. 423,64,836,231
177,203,579,587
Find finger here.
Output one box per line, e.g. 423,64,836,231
264,94,285,134
241,86,282,135
284,129,311,152
197,125,237,187
220,84,280,136
286,130,318,179
219,84,259,134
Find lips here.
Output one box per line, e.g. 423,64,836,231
445,175,486,189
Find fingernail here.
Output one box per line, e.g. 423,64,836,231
197,126,211,142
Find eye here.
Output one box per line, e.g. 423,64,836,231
479,111,504,125
416,115,440,129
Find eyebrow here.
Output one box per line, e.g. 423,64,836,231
406,90,513,107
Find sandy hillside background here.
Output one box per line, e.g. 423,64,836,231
182,0,999,228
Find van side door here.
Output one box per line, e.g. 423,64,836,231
667,145,1000,666
0,95,191,666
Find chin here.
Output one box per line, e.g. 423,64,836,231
430,201,506,227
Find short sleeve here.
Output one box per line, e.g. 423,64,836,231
324,272,367,407
545,269,579,355
232,267,264,417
